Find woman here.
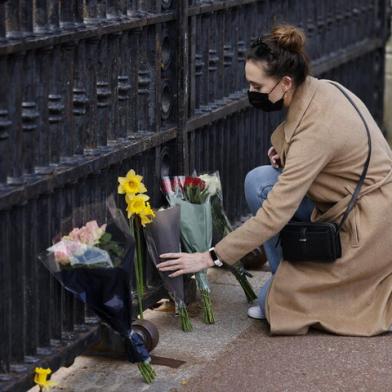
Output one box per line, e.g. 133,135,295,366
158,24,392,336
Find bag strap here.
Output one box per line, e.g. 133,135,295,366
327,81,372,233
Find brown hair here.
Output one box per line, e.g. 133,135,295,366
246,24,310,86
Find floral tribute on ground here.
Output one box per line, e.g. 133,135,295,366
38,195,156,383
199,172,257,302
161,175,215,324
118,170,192,332
144,205,193,332
117,169,156,321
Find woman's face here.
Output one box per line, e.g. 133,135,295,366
245,60,292,104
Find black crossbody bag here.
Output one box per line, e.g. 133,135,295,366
278,82,372,263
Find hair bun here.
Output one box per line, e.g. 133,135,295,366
271,24,306,53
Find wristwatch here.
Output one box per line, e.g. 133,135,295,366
208,247,223,267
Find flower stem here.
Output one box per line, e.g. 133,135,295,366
137,361,156,383
231,266,257,302
133,217,144,319
200,289,215,324
178,303,193,332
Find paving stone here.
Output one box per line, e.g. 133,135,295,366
29,266,392,392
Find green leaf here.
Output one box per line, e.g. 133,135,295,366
99,232,112,244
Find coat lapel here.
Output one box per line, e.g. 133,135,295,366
283,76,319,143
270,76,320,166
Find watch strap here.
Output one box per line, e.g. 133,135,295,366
209,247,223,267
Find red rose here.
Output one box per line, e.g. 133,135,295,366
184,176,194,187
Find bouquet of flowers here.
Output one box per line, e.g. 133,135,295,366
144,205,193,332
38,197,156,383
47,220,120,269
118,169,156,320
199,172,257,302
161,176,215,324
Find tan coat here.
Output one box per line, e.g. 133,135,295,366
214,75,392,336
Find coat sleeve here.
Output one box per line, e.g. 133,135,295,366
214,121,336,265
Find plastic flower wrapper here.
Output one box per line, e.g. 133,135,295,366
144,205,192,332
161,176,186,202
161,176,215,324
47,239,114,269
199,172,257,302
38,195,156,383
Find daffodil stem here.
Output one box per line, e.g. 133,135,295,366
133,217,144,319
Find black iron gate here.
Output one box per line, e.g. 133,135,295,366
0,1,390,391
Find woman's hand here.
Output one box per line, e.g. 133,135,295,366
268,146,281,168
157,251,214,278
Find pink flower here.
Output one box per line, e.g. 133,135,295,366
75,221,106,246
78,228,95,245
63,221,107,246
68,228,82,242
84,220,107,245
54,250,70,265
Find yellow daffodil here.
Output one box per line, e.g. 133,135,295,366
118,169,147,195
125,193,150,218
34,367,56,390
139,202,156,227
117,169,155,324
140,215,153,227
143,202,155,217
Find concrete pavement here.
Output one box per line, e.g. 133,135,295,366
29,264,392,392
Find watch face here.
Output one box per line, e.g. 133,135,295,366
214,259,223,267
209,248,223,266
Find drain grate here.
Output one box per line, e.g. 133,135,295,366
151,356,186,369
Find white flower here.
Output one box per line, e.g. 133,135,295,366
199,174,221,196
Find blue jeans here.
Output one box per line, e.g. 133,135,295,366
244,165,315,316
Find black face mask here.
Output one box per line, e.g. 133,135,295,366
247,80,285,112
